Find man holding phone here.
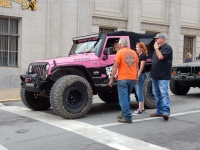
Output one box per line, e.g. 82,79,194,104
150,33,173,121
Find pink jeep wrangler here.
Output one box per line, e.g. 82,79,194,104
20,31,156,119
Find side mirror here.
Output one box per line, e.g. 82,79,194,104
102,55,107,60
103,47,114,55
102,47,114,60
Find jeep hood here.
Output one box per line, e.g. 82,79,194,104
174,60,200,67
32,55,92,65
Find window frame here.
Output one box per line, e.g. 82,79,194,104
183,36,194,63
0,17,19,67
99,27,117,34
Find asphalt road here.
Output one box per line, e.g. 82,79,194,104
0,88,200,150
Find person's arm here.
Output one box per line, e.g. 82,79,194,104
134,53,139,83
136,63,139,83
154,42,164,60
109,61,119,87
138,61,146,79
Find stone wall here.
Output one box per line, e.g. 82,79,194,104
1,0,200,88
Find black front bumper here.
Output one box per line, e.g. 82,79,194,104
20,74,53,93
173,75,200,87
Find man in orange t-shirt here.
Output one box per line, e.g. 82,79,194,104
109,37,139,123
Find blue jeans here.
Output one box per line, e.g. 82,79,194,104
135,73,146,102
152,79,170,116
117,80,136,120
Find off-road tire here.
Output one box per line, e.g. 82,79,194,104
143,75,156,109
170,78,190,95
98,90,119,103
20,87,51,110
50,75,93,119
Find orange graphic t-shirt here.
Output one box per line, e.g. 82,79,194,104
114,47,139,80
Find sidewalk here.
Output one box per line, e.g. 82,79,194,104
0,88,21,102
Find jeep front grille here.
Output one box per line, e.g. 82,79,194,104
175,66,199,75
31,63,47,77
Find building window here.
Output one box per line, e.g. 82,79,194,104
99,27,117,34
183,36,194,62
0,17,19,67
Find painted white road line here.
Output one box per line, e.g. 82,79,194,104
0,103,4,107
98,110,200,128
0,106,169,150
0,144,8,150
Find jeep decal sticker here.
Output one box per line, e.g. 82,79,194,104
93,71,99,75
106,66,112,78
146,58,152,62
74,58,90,61
78,37,98,43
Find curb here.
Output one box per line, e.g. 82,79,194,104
0,99,21,103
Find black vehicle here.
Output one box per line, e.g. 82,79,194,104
170,61,200,95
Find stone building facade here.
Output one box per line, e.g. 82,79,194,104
0,0,200,88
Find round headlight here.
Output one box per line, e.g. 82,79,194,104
46,64,50,71
28,65,32,73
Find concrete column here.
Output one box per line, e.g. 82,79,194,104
168,0,181,65
46,0,63,58
77,0,92,36
127,0,141,33
178,35,184,64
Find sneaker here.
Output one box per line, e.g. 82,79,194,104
135,109,145,112
150,113,162,117
133,110,143,115
117,114,123,119
162,114,169,121
118,117,132,123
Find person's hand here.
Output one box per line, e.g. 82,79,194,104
154,42,160,49
86,49,92,53
109,78,114,87
136,79,138,84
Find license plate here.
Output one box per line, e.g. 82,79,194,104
26,83,34,87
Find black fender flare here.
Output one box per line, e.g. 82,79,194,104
50,65,95,88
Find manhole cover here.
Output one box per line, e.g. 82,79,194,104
16,129,29,134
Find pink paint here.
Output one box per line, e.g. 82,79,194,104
25,78,31,82
32,54,101,75
100,36,130,66
30,36,130,75
101,74,106,78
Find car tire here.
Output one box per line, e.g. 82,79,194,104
50,75,93,119
170,78,190,95
20,87,51,110
98,90,119,103
143,75,156,109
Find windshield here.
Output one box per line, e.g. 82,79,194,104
70,38,102,55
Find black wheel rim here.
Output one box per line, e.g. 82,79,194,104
65,87,84,108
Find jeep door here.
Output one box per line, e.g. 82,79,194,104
99,36,130,85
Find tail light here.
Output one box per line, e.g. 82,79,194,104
172,68,177,75
198,68,200,74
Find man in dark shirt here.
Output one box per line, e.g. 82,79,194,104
185,52,192,63
150,33,173,121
